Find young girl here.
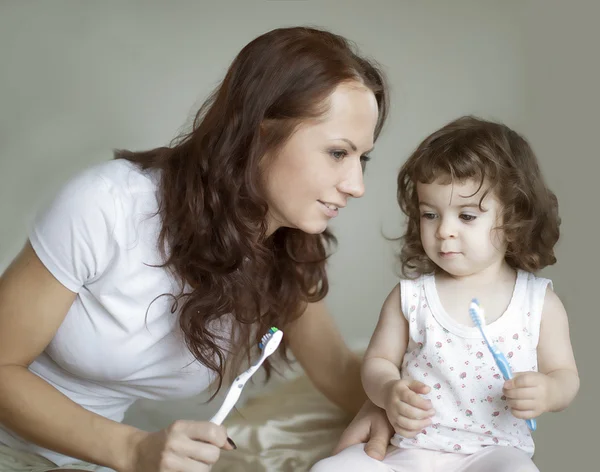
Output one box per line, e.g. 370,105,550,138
312,116,579,472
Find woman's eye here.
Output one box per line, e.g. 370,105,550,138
330,150,347,160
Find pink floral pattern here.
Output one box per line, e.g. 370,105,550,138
391,272,550,457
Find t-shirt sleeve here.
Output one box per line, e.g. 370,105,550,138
29,169,119,292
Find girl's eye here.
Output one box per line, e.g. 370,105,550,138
460,214,477,221
421,212,437,220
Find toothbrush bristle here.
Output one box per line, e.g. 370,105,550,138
469,298,484,327
258,326,279,349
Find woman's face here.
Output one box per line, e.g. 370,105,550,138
262,81,379,235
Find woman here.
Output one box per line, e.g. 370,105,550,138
0,26,392,471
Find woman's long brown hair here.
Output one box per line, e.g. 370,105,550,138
115,27,388,394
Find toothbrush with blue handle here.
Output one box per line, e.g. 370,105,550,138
469,299,537,431
210,326,283,425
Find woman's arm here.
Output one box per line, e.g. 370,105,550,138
0,242,142,471
286,294,397,460
286,299,365,414
0,243,233,472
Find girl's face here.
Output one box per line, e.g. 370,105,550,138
417,178,508,278
261,81,379,236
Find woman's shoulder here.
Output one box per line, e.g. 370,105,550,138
55,159,162,226
32,158,162,256
74,158,159,197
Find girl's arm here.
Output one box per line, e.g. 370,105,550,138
361,284,408,408
536,288,580,411
504,287,579,418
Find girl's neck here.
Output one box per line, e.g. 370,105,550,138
436,260,516,288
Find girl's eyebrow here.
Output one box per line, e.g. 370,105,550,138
419,202,484,209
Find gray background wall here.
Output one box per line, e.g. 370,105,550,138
1,1,596,470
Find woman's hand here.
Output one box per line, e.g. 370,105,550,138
126,420,235,472
332,400,393,461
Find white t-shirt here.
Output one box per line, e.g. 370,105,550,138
0,159,230,466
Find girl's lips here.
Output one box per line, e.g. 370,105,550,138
439,251,461,258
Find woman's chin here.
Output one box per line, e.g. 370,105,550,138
274,214,329,235
297,219,329,235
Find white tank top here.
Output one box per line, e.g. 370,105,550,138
392,270,551,457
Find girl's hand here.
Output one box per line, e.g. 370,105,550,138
503,371,552,419
383,379,435,438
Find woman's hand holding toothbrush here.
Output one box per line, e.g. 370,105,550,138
125,420,236,472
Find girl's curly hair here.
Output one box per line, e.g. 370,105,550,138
397,116,560,278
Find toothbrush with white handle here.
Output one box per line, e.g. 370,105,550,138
210,326,283,425
469,299,537,431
